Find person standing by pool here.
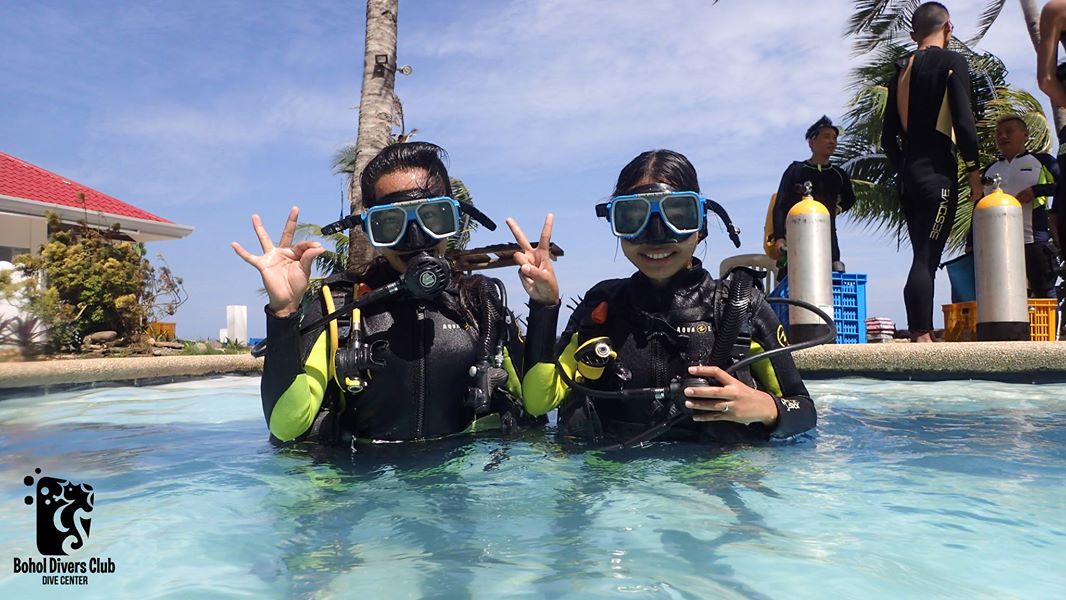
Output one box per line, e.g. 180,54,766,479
232,142,538,444
881,1,982,343
508,149,816,446
771,115,856,274
1038,0,1066,266
977,115,1059,299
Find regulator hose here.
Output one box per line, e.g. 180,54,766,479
554,295,835,450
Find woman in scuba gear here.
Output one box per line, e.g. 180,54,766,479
233,142,536,444
509,149,817,445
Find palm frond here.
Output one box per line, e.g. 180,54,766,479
846,0,1007,54
448,178,479,252
332,143,359,176
296,222,349,276
847,0,920,55
967,1,1007,47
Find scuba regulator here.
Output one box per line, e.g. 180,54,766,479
330,252,453,385
557,269,837,451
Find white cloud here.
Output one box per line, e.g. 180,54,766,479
399,0,862,174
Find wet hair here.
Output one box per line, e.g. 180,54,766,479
911,2,949,39
995,114,1029,134
613,149,700,196
359,142,454,208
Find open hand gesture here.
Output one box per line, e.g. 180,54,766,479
506,214,560,306
231,206,325,317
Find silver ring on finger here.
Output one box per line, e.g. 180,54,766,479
721,404,730,413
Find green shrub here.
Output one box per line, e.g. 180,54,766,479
4,213,187,352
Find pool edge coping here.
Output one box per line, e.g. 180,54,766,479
1,342,1064,394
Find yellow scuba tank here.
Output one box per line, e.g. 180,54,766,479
973,183,1029,340
764,193,781,261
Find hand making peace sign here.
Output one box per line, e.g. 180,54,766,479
505,214,560,306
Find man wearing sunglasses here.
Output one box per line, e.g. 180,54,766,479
881,2,981,343
234,143,539,444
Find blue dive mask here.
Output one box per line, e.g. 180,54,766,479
595,190,741,247
360,197,461,248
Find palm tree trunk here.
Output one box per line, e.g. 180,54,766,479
347,0,399,273
1020,0,1066,134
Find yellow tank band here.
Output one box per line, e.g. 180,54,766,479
975,188,1021,210
787,196,830,217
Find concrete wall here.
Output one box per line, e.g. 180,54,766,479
0,212,48,256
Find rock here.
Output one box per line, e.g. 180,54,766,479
154,341,185,350
86,331,119,343
194,342,208,352
209,341,224,350
152,349,163,356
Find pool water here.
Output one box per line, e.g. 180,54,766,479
0,376,1063,599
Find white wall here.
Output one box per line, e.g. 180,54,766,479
0,212,48,255
0,260,48,349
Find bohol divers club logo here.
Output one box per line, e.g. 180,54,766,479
12,468,116,586
24,467,93,555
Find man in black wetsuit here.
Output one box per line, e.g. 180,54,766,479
881,2,982,343
772,115,857,274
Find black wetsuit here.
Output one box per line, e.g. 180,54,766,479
261,261,531,443
522,261,816,444
882,46,980,332
1057,125,1066,264
772,160,857,263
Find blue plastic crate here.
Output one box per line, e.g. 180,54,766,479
767,273,868,344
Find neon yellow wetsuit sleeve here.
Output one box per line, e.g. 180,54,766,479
260,291,334,442
522,332,578,416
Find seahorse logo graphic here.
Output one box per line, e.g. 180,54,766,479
23,468,94,556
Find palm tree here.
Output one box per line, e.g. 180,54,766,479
347,0,400,275
835,41,1053,250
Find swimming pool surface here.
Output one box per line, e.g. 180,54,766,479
0,376,1062,599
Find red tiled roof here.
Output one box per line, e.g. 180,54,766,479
0,151,172,224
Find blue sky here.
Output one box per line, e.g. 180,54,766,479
0,0,1048,339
